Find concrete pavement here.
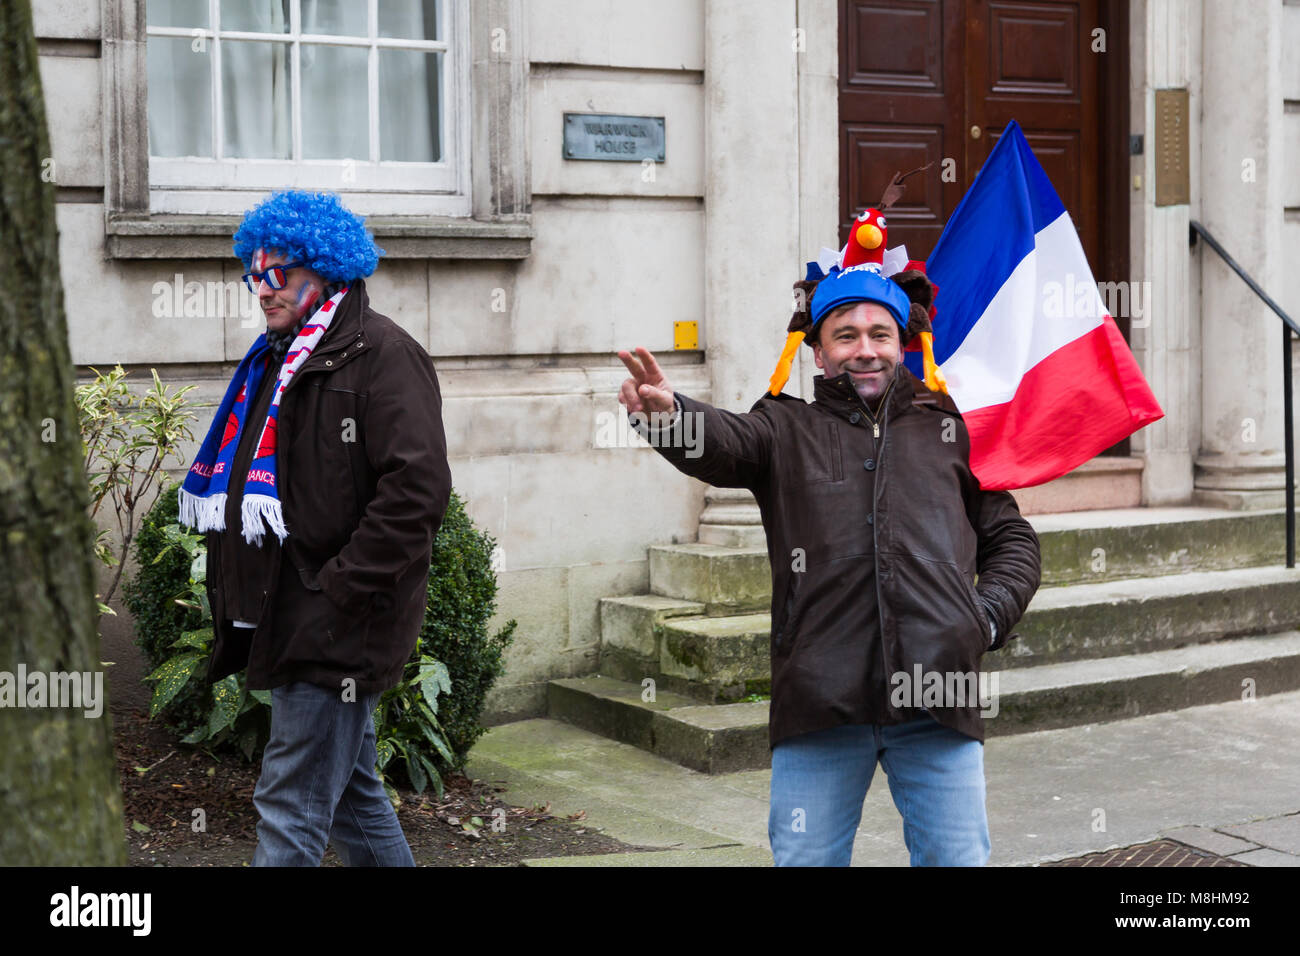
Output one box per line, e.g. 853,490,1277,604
466,689,1300,866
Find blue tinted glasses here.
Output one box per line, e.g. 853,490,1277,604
242,261,306,293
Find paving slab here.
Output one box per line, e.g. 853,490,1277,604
1216,813,1300,854
468,691,1300,867
466,750,736,852
522,846,774,867
1160,826,1260,857
467,719,773,851
994,692,1300,865
1226,848,1300,867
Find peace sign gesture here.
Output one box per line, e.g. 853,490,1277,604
617,347,676,416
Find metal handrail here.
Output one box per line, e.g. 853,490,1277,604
1190,220,1296,567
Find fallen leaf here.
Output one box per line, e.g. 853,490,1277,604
131,820,151,834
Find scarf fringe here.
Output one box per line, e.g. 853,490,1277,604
178,488,227,533
241,494,289,546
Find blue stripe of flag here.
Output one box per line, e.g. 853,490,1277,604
904,120,1067,374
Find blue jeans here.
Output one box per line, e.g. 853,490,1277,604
768,716,989,866
252,681,415,867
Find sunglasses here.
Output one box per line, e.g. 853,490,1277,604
242,261,307,293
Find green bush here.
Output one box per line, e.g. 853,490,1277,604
418,491,517,769
126,484,516,793
123,483,208,732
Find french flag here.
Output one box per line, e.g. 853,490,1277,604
906,120,1164,490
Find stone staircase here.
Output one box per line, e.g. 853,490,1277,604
548,507,1300,773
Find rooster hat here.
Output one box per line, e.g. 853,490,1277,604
768,166,947,396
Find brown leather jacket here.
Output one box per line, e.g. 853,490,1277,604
206,279,452,695
645,364,1040,746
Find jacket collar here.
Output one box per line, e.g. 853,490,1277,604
313,278,369,356
813,362,918,420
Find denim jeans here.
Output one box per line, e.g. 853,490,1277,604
768,715,989,866
252,681,415,866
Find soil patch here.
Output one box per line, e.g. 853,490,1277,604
116,709,654,866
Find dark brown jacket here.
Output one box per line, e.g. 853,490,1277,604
644,364,1040,747
206,280,452,694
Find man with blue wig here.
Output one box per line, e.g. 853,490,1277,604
181,190,452,866
616,232,1040,866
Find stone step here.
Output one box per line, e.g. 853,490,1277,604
606,566,1300,692
647,543,770,612
598,594,707,685
988,630,1300,735
644,508,1300,608
1030,506,1298,587
657,614,771,701
547,675,769,774
1007,565,1300,668
550,631,1300,772
600,604,772,703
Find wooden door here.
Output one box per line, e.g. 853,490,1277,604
838,0,967,259
838,0,1127,284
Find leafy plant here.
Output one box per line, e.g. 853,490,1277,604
417,491,517,770
373,657,456,802
138,517,272,759
77,365,196,611
126,485,515,796
124,483,209,732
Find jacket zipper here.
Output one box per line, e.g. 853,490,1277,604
860,378,894,439
859,378,895,708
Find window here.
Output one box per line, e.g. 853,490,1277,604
144,0,469,216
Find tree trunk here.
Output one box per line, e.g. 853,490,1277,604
0,0,126,865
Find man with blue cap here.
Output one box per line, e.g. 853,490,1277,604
617,196,1041,866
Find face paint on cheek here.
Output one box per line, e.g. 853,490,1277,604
294,285,319,319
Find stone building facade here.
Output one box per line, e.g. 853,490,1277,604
33,0,1300,720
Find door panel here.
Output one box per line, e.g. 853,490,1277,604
838,0,964,257
839,0,1111,271
968,0,1100,269
838,0,1130,456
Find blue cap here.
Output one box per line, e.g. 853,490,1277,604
809,265,911,333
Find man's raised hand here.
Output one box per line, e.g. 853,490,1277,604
618,347,676,416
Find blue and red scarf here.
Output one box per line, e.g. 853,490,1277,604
179,288,348,546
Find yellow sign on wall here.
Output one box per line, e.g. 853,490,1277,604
674,321,698,350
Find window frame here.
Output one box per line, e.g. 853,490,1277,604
103,0,531,258
145,0,468,215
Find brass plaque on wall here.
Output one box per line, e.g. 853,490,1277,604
1154,89,1190,206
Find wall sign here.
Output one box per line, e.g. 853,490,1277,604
563,113,665,162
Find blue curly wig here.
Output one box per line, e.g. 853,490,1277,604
232,190,383,283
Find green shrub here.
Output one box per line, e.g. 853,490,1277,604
123,483,209,733
126,484,516,794
416,491,517,770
